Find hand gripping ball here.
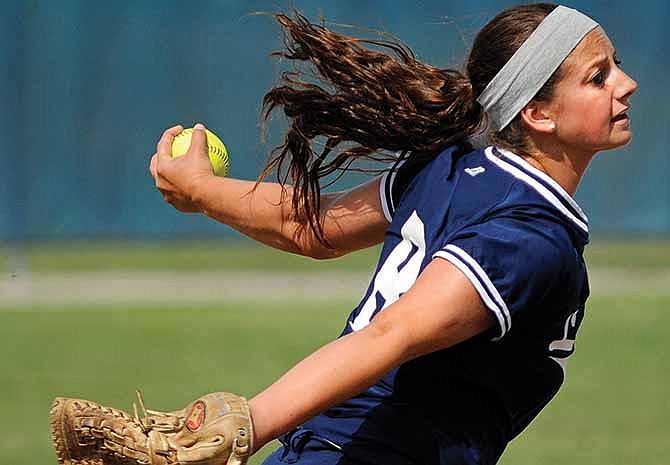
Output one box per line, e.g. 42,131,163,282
171,127,230,177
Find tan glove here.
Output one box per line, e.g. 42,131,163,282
50,391,253,465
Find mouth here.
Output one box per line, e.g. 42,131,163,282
611,113,629,124
611,107,630,124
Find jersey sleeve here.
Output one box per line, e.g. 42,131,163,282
433,217,567,340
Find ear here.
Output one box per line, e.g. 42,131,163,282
520,101,557,134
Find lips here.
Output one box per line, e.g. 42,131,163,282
611,107,630,123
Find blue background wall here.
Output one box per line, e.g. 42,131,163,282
1,0,668,240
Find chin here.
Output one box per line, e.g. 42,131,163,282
589,141,630,158
614,131,633,148
601,129,633,151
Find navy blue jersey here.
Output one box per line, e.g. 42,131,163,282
263,145,590,465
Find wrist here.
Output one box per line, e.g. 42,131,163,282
189,174,218,214
248,396,279,453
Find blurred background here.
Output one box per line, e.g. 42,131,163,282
1,0,668,240
0,1,668,465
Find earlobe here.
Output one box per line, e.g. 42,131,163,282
520,102,556,134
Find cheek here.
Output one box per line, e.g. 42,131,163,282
559,96,611,142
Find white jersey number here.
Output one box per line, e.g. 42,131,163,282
350,211,426,331
548,309,582,376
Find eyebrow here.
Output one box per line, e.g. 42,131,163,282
584,49,616,71
587,55,608,68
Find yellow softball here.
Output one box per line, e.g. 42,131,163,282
171,127,230,177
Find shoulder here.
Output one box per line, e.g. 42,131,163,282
447,146,590,247
481,147,589,234
380,144,476,221
383,145,589,265
434,213,580,339
439,213,573,284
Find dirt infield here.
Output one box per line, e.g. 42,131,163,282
1,266,668,309
0,271,371,308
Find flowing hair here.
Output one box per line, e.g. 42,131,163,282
259,4,559,246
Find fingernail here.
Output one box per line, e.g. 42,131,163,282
194,123,206,131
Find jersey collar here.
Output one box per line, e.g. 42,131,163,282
485,146,589,235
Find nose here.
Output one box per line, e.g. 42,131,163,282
616,68,638,101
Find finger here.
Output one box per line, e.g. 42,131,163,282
156,175,176,190
188,122,209,158
149,153,158,180
156,124,184,159
172,202,199,213
152,154,176,189
160,191,175,204
160,191,191,212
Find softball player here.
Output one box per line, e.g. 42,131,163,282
52,3,637,465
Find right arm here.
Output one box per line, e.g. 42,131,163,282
149,124,389,258
192,176,387,259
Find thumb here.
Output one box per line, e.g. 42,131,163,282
188,122,209,158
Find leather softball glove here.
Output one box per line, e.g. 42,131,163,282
50,391,253,465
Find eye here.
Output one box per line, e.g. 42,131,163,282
591,70,605,86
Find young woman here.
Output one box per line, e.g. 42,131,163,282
51,3,637,465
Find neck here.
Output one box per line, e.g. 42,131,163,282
520,140,595,197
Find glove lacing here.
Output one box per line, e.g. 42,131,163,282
133,390,184,434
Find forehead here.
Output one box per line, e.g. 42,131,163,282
562,27,614,72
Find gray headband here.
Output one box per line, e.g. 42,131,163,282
476,5,599,131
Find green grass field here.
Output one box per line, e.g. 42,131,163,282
2,296,668,465
2,238,670,272
0,240,668,464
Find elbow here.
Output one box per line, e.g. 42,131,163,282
361,313,412,365
305,245,346,260
363,307,465,365
291,227,346,260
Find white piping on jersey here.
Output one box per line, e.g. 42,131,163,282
434,244,511,340
379,156,410,223
494,147,589,222
485,147,589,233
378,172,393,223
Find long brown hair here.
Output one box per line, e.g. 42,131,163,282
260,4,559,245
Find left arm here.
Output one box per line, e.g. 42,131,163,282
248,257,494,451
